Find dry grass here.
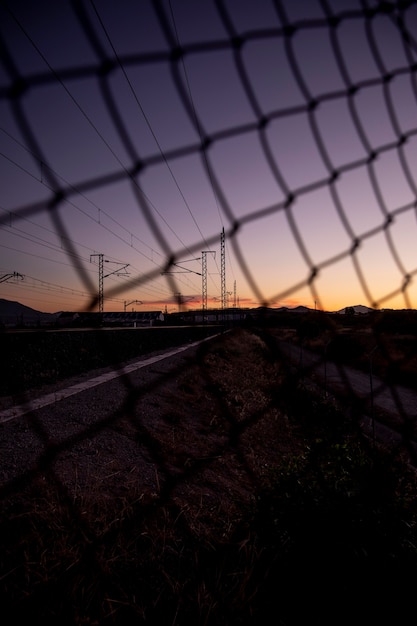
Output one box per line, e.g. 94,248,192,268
1,326,417,625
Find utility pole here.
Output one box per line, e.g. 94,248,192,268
90,254,103,312
90,254,129,312
201,250,216,315
160,258,201,316
221,228,226,311
233,280,236,308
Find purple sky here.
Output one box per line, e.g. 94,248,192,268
1,0,417,313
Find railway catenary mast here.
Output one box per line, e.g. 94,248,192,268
90,254,129,312
90,253,104,313
221,227,226,311
201,250,216,317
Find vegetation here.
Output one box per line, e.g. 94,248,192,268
1,325,220,397
287,310,417,390
1,326,417,624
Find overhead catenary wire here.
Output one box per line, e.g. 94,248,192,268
0,126,204,304
1,1,417,312
1,1,212,304
89,0,222,300
90,0,210,247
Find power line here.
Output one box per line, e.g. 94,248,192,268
0,203,177,296
1,3,231,308
1,2,200,270
166,0,237,291
90,0,211,250
0,129,180,272
0,158,203,304
0,126,167,263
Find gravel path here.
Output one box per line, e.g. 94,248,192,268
277,340,417,459
0,340,209,498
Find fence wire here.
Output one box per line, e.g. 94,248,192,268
1,0,417,623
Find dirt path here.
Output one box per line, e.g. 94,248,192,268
276,339,417,460
0,329,299,537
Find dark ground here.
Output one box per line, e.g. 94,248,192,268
1,325,417,625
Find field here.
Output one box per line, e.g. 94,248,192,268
1,320,417,624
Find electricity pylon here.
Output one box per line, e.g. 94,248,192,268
221,227,226,310
90,254,104,312
90,254,129,312
201,250,215,313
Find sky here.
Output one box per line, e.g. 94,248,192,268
1,0,417,314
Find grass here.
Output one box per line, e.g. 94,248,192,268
1,325,417,624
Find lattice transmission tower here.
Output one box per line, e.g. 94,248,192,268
221,227,226,310
90,254,129,312
201,250,215,313
90,253,104,312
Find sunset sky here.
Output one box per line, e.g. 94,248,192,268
1,0,417,314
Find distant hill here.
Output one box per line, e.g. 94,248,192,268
0,298,381,328
0,299,57,326
254,305,314,314
290,305,312,313
254,304,378,315
334,304,375,315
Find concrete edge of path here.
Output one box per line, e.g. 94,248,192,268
0,333,224,424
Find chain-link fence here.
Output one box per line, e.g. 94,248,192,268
1,1,417,623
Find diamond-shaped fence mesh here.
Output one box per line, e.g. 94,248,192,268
1,1,417,623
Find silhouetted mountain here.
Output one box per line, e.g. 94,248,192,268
290,305,312,313
0,298,383,328
334,304,375,314
0,299,56,326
